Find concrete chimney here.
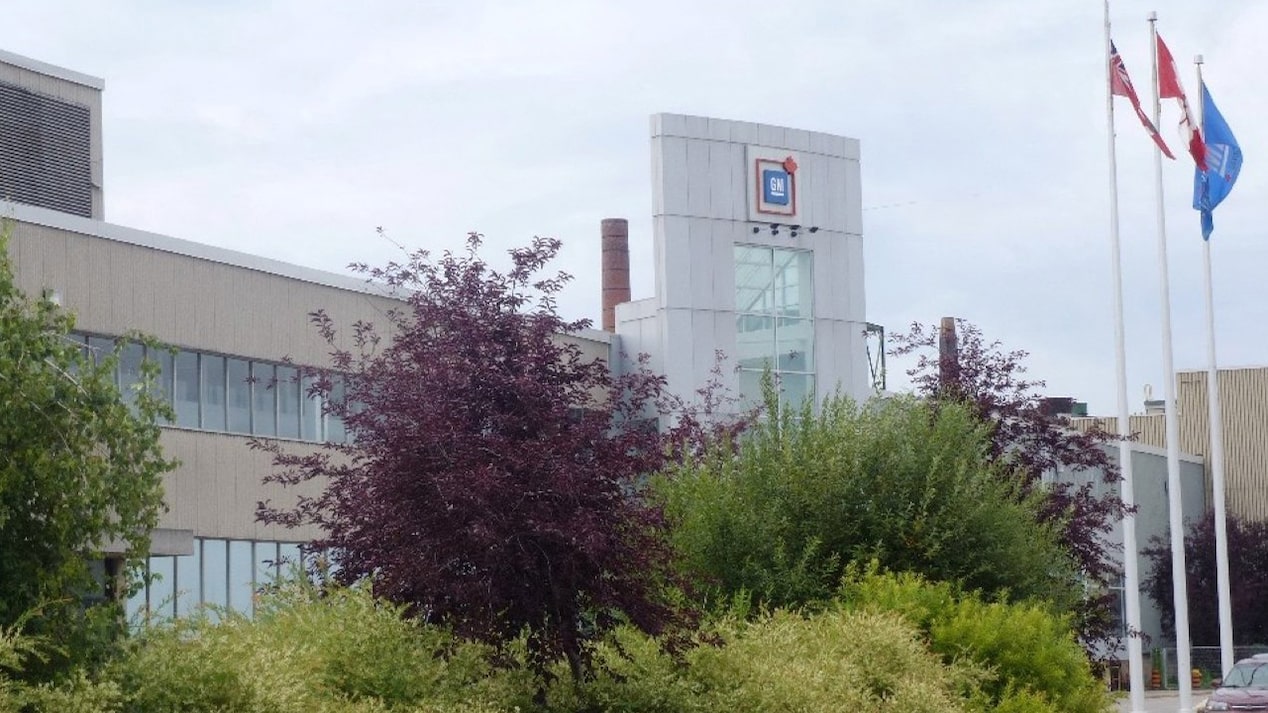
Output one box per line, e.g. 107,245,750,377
601,218,631,333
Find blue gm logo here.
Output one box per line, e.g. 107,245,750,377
763,169,790,205
753,155,798,216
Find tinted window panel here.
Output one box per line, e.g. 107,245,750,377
174,351,200,428
276,366,300,439
228,541,254,616
251,363,276,437
227,358,252,433
201,355,226,431
300,373,322,441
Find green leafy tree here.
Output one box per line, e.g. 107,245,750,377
0,231,174,680
655,389,1080,613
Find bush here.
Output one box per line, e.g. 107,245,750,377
655,394,1080,614
839,568,1112,713
104,579,524,713
550,609,974,713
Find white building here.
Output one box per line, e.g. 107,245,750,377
613,114,871,413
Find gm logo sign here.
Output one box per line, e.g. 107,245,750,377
763,169,790,205
751,153,798,217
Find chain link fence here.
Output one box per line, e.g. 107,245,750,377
1156,646,1268,690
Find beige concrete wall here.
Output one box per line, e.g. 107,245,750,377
1073,366,1268,521
6,220,397,367
157,430,326,542
6,218,616,544
0,59,104,218
6,220,395,542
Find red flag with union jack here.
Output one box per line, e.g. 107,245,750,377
1110,41,1176,159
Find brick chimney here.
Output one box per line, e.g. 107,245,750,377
938,316,959,387
601,218,630,332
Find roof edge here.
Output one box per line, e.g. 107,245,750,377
1,200,389,297
0,49,105,90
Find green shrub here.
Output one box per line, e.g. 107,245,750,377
547,609,975,713
105,579,522,713
691,609,974,713
839,568,1112,713
655,394,1080,614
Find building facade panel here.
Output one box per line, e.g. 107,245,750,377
1074,366,1268,520
624,114,869,413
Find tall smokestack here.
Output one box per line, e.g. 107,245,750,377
601,218,630,333
938,316,959,389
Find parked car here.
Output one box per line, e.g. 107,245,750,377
1200,653,1268,712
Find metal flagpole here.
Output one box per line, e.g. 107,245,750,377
1104,4,1146,709
1148,12,1194,712
1195,53,1236,679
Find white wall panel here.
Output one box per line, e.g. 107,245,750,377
659,137,690,216
688,218,715,310
685,139,712,217
707,140,735,221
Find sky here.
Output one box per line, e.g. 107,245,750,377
6,0,1266,415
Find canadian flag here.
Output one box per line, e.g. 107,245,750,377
1156,33,1207,170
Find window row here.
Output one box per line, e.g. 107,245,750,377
75,334,348,443
126,538,305,623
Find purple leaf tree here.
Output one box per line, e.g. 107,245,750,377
257,233,697,682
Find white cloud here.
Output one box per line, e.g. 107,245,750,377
5,0,1263,414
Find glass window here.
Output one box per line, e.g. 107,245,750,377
228,541,254,616
251,363,276,437
87,335,114,372
174,351,200,428
126,568,147,626
254,541,280,589
776,318,814,372
278,543,303,579
736,315,775,371
174,545,201,617
148,347,175,423
734,245,773,314
738,370,765,410
148,556,175,620
300,373,322,441
773,249,813,318
201,355,226,431
326,376,346,443
118,342,145,411
202,539,228,612
777,373,815,409
227,358,252,434
734,245,815,410
276,366,300,439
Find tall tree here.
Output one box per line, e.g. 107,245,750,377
0,231,173,679
890,320,1126,646
1143,512,1268,646
257,234,695,682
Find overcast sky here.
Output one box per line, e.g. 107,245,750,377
8,0,1266,415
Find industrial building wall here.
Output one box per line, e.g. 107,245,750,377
5,212,399,543
0,51,103,219
622,114,869,415
1073,366,1268,521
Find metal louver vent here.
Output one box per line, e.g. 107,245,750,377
0,80,92,218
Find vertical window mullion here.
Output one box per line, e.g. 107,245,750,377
195,353,204,428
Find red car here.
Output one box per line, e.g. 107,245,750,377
1202,654,1268,712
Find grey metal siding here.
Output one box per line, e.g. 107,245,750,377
1074,367,1268,521
0,80,93,217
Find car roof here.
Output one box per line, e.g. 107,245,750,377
1244,654,1268,663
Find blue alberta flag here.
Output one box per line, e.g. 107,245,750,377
1193,82,1243,240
